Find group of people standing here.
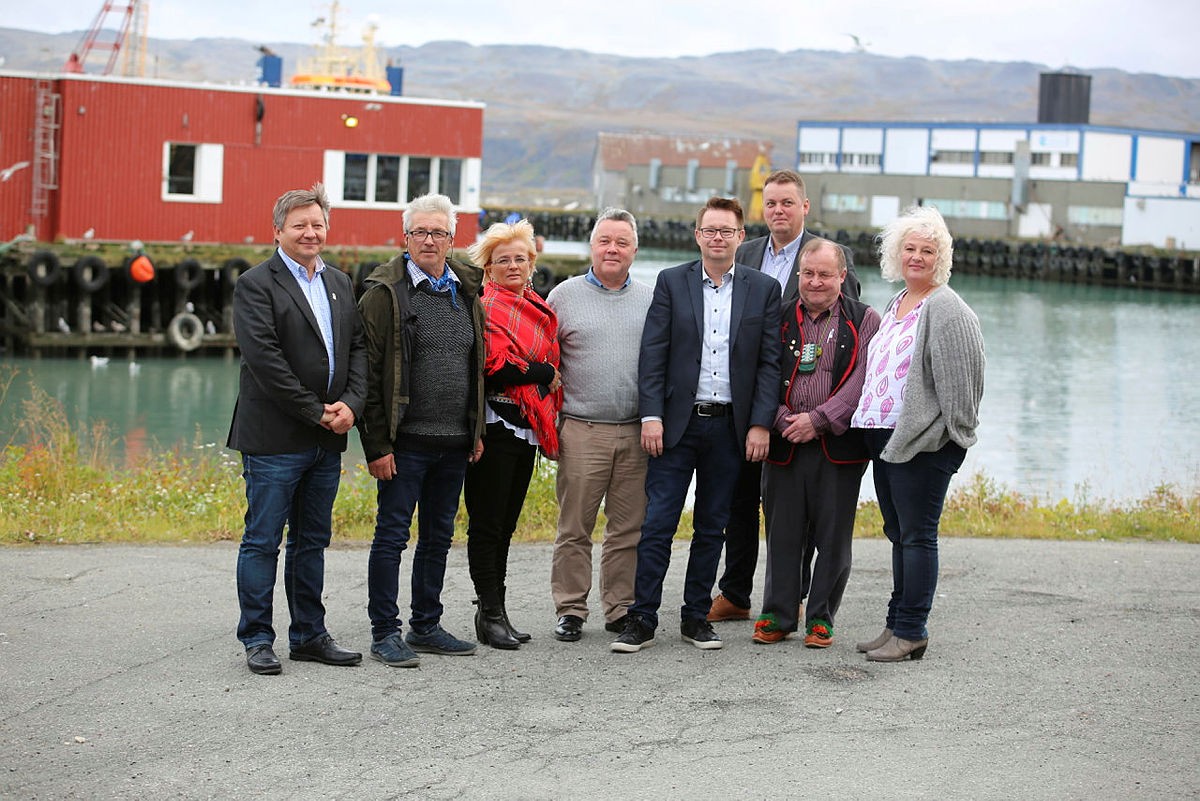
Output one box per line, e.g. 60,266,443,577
227,171,984,676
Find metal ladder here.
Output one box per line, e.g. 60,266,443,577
31,80,61,224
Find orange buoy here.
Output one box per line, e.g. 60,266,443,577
130,254,155,283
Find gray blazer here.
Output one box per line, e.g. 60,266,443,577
736,231,861,305
227,251,367,455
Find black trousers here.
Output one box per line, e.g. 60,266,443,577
464,422,537,605
761,442,867,632
718,459,814,609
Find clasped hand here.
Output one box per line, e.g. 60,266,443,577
320,402,355,435
780,412,816,444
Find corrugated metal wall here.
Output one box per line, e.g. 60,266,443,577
2,75,484,247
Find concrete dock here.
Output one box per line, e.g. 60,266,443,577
2,538,1197,798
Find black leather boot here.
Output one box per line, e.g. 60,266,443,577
499,585,531,643
473,598,519,650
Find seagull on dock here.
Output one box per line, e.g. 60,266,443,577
82,228,95,240
57,317,70,334
180,230,194,243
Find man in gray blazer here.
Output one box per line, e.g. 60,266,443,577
228,183,367,676
611,196,781,654
710,170,862,624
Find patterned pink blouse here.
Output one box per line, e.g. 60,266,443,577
851,296,926,430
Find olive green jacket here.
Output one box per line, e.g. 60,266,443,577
356,253,486,463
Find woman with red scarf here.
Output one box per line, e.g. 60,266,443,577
465,220,563,649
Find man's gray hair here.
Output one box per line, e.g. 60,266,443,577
273,183,330,229
404,194,457,237
590,207,638,248
799,237,847,273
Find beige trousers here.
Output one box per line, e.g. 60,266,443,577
550,417,647,622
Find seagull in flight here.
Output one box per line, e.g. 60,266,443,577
1,161,30,182
844,33,871,53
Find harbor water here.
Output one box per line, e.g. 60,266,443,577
2,251,1198,503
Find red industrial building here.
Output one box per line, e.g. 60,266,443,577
0,71,485,247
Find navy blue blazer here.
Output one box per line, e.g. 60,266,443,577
227,251,367,455
736,231,861,306
638,259,782,450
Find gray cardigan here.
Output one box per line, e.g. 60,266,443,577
880,285,985,464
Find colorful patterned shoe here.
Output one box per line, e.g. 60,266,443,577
804,618,833,648
751,613,786,644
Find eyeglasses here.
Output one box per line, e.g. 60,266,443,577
407,229,451,242
492,256,530,268
697,227,741,239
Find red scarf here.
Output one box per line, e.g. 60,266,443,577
481,282,563,457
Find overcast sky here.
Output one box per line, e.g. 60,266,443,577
9,0,1200,78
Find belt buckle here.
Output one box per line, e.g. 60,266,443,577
696,403,714,417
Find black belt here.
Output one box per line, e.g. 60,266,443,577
693,402,732,417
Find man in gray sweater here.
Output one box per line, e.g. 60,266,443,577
546,208,654,642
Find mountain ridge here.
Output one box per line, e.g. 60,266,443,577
3,28,1198,205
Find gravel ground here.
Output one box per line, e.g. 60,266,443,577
2,538,1198,799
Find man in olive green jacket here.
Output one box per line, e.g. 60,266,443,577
356,193,486,668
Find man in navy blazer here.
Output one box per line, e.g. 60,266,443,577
611,196,781,653
228,183,367,676
711,170,861,625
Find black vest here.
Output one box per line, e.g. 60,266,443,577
768,294,870,465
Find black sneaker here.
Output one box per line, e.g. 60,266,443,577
681,617,723,650
604,614,628,633
610,615,656,653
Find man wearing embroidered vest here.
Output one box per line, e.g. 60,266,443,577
357,193,486,668
711,169,861,624
753,238,880,647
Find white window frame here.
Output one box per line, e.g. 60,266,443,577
324,151,468,208
162,142,224,204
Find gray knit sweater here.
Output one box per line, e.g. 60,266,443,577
546,275,653,423
879,285,986,464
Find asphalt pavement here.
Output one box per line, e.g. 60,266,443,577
2,538,1198,799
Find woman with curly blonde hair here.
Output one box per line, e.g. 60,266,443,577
851,205,985,663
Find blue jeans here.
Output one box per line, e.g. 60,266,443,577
631,413,742,630
367,448,469,640
865,430,966,641
236,447,341,649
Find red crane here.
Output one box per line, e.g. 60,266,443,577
65,1,149,77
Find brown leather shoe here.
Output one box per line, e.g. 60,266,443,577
865,635,928,662
707,593,750,622
855,628,894,653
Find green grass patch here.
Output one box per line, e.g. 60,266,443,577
1,368,1195,545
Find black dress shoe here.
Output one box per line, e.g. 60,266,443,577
246,643,282,675
605,614,628,633
289,633,362,666
554,614,584,642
